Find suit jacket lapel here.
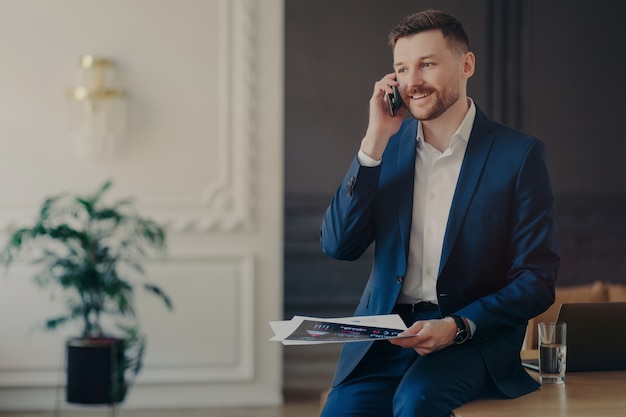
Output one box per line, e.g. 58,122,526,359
439,108,496,274
396,120,418,260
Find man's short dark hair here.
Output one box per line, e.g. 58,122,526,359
388,9,470,56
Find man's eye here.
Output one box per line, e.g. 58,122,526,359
422,62,434,69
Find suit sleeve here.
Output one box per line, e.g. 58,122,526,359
320,155,382,261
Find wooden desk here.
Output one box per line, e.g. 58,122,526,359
453,351,626,417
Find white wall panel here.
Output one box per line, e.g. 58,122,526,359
0,0,283,410
0,0,259,233
137,253,256,383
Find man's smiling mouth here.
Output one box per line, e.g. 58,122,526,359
409,92,433,100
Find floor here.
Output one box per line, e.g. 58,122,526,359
0,401,321,417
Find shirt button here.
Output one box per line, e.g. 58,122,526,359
426,268,432,274
426,229,434,237
429,193,436,199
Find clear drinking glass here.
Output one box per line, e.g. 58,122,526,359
538,322,567,384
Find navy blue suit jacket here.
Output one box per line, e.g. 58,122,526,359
320,107,560,398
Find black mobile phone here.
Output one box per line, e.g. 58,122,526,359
386,85,403,117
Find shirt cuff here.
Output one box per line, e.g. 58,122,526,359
467,318,477,338
357,149,382,167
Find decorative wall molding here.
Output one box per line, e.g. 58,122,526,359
0,251,256,387
0,0,259,236
198,0,257,233
138,251,256,384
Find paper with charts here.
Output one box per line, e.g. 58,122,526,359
269,314,410,345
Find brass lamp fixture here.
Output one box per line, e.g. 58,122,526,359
67,55,127,159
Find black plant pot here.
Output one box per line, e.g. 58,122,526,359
66,337,126,405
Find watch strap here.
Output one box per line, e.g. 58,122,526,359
450,315,469,344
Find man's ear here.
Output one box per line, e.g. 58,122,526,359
462,52,475,79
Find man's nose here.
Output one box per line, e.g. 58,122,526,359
407,70,424,88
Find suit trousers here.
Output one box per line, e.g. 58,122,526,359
320,309,499,417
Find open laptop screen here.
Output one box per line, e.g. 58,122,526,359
523,302,626,372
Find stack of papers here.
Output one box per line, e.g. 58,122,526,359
270,314,409,345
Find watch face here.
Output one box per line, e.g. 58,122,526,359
454,329,468,344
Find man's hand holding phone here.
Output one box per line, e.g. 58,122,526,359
360,73,405,161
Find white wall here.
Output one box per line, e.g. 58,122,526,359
0,0,284,409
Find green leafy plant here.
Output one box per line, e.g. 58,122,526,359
0,180,172,398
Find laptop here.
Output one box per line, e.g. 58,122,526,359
522,302,626,372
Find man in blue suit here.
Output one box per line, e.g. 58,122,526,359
319,9,559,417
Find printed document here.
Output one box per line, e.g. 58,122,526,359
270,314,409,345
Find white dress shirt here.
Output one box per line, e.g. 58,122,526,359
358,99,476,305
398,100,476,304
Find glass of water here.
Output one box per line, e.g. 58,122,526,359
538,322,567,384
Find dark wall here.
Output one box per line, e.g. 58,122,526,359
526,0,626,194
284,0,626,318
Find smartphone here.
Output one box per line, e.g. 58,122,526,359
386,85,403,117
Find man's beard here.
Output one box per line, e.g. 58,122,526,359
409,85,460,121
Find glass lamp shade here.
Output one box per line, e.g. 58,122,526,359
67,55,127,159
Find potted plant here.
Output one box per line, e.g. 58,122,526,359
0,180,172,405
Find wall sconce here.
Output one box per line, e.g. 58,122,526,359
67,55,127,159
